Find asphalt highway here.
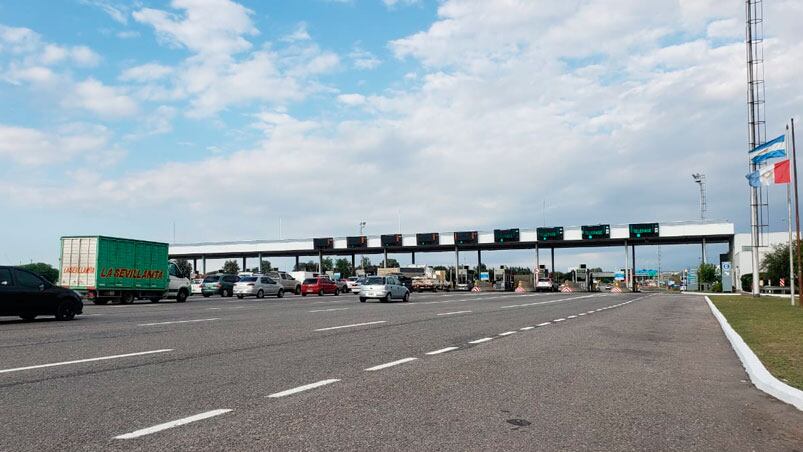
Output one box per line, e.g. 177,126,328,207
1,290,801,451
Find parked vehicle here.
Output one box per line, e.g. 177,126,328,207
59,236,191,305
234,275,283,298
359,275,410,303
301,277,340,296
346,277,361,293
191,278,204,295
335,278,350,293
0,266,84,321
202,274,239,297
536,278,558,292
267,271,302,295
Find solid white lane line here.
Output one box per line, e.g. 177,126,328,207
308,308,350,313
0,349,173,374
536,322,552,327
114,409,232,439
267,379,340,398
499,331,516,336
365,357,418,371
139,318,219,326
520,326,534,331
469,337,493,344
436,310,472,316
314,321,386,332
553,318,566,322
426,347,460,355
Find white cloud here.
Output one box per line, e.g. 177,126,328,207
349,47,380,70
337,93,366,106
0,123,116,166
80,0,129,24
0,25,100,67
283,22,311,43
120,62,175,82
383,0,421,7
66,78,139,117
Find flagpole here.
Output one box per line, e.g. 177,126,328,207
787,169,794,306
791,118,801,307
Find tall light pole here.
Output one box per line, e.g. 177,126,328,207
693,173,707,264
359,221,366,274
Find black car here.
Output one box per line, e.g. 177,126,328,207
0,266,83,321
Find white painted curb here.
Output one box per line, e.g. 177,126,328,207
705,296,803,411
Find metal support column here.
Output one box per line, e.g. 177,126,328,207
701,238,707,264
384,248,388,269
632,245,638,293
242,256,247,272
318,251,323,274
535,244,540,275
551,248,555,278
454,246,460,289
351,254,356,274
477,249,482,274
202,256,206,274
295,255,300,271
411,251,416,265
193,258,197,275
258,253,263,272
624,241,630,289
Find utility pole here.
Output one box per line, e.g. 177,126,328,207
359,221,366,274
693,173,707,264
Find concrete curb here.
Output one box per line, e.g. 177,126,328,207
705,296,803,411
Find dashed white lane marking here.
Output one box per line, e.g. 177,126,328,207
314,321,386,331
267,379,340,398
0,349,173,374
469,337,494,344
500,294,596,309
499,331,516,336
587,311,595,314
308,308,350,313
567,315,577,319
207,308,222,310
520,326,534,331
436,310,472,316
578,313,586,316
114,409,232,439
537,322,552,327
139,318,219,326
365,357,418,371
553,318,566,322
426,347,460,355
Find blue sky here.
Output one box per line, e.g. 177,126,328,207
1,0,802,272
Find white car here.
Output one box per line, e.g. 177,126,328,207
234,275,284,299
191,278,204,295
346,277,362,294
359,276,410,303
536,278,557,292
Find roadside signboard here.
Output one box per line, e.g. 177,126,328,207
581,224,610,240
454,231,478,245
480,272,490,281
687,268,699,291
493,228,520,243
537,227,564,241
416,233,439,246
721,261,733,292
313,237,333,250
346,236,367,249
381,234,402,247
629,223,659,239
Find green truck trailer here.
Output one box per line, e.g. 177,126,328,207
58,236,191,305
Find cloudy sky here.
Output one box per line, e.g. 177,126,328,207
1,0,801,272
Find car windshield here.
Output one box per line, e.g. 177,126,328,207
239,277,258,282
203,276,220,282
303,278,318,284
366,277,385,285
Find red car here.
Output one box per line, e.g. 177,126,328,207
301,277,340,296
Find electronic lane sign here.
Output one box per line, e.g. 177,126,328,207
346,236,367,249
581,224,610,240
537,227,564,241
629,223,659,239
454,231,478,245
313,237,333,250
381,234,403,247
494,228,520,243
416,233,439,246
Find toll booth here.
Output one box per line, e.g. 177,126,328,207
493,266,515,291
572,264,594,292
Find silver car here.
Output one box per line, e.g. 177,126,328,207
359,276,410,303
267,271,302,295
234,275,284,299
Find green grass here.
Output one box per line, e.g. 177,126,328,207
710,295,803,390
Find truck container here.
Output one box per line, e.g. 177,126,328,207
59,236,191,305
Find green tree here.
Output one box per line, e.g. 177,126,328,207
259,260,273,274
761,241,801,285
222,260,240,274
18,263,59,283
379,258,400,268
698,263,718,284
174,258,193,277
334,258,352,278
321,257,333,272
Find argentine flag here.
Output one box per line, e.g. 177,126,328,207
749,134,786,164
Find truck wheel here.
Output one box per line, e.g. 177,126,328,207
150,297,161,303
55,301,76,321
92,299,109,305
237,295,244,299
176,289,188,303
120,293,134,305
